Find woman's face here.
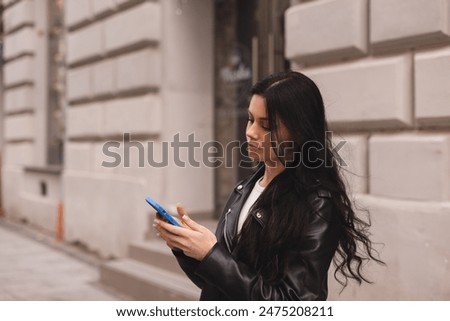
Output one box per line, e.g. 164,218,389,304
246,95,290,166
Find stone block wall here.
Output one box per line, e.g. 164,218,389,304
63,0,164,257
1,0,60,233
62,0,214,258
2,0,36,167
1,0,214,259
286,0,450,299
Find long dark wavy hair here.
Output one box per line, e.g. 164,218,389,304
234,71,384,288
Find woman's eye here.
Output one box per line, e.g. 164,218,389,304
247,118,270,131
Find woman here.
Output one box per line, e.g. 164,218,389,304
154,71,383,300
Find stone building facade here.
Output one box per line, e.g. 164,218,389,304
1,0,214,257
286,0,450,299
1,0,449,300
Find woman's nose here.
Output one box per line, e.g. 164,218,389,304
246,122,259,139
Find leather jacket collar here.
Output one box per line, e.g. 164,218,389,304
218,164,270,253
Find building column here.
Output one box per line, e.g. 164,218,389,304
160,0,214,217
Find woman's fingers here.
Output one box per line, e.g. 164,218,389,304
175,204,203,231
176,203,188,218
154,220,187,249
154,214,217,261
174,204,192,228
181,214,204,232
155,218,183,235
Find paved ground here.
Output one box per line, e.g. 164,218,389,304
0,219,123,300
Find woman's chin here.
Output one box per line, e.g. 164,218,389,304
246,152,261,161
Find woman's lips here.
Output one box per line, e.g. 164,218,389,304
247,142,261,149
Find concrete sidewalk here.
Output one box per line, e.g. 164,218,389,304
0,219,123,300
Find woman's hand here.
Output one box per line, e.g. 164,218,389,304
154,204,217,261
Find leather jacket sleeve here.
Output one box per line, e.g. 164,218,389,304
172,249,205,289
193,195,340,300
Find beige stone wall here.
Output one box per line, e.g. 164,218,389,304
2,0,36,170
286,0,450,300
63,0,214,258
1,0,214,258
1,0,61,232
63,0,162,257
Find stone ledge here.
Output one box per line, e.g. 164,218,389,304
415,45,450,126
4,112,35,141
4,85,34,114
302,54,413,130
66,94,162,140
65,1,159,65
24,165,62,175
371,0,450,52
3,55,34,88
369,133,450,201
3,26,35,60
286,0,369,64
3,0,34,33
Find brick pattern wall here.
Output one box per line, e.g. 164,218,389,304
285,0,450,299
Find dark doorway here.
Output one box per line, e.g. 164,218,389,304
214,0,290,216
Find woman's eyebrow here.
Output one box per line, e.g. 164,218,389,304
248,111,268,120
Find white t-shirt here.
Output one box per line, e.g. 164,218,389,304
237,177,265,233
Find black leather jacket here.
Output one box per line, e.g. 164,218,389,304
173,165,340,300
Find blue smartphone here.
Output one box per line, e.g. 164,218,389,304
145,197,181,227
